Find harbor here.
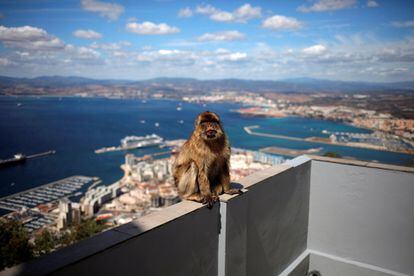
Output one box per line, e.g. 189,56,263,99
244,125,414,154
260,146,322,157
0,176,98,212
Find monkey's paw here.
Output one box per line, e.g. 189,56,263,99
202,195,219,209
225,189,244,195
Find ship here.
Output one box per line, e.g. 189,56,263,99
95,134,164,154
94,146,120,154
0,153,27,168
120,134,163,149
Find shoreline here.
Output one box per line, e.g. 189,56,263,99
244,125,414,155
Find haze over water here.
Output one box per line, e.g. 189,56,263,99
0,96,413,198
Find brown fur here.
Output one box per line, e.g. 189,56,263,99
173,111,242,208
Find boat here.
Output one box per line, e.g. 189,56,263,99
176,107,182,111
154,122,160,127
140,120,146,124
94,146,120,154
120,134,163,150
0,153,27,168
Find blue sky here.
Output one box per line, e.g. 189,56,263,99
0,0,413,81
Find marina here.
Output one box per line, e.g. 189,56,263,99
0,176,98,212
1,98,412,205
244,125,414,154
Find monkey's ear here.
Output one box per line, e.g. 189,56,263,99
194,116,201,128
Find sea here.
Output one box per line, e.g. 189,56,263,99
1,96,413,200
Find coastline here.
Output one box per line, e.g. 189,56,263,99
1,97,413,200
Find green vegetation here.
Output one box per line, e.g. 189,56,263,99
0,219,33,270
0,218,107,270
323,152,342,158
33,229,56,256
73,219,107,241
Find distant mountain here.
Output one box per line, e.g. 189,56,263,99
139,77,414,92
1,75,414,92
0,75,132,87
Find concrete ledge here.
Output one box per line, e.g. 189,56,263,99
2,154,412,275
219,164,293,203
1,200,210,276
307,154,414,173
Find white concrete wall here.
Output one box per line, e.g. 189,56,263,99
56,205,220,276
4,157,413,276
2,201,220,276
224,159,311,276
309,160,414,275
309,252,392,276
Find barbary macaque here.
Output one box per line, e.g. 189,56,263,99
173,111,242,208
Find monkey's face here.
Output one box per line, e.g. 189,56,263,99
195,111,224,141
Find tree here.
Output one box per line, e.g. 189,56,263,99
33,229,56,256
73,219,107,241
0,219,33,270
58,230,75,246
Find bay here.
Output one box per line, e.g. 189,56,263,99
0,96,412,198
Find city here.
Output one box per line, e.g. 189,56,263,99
1,0,414,274
0,139,284,260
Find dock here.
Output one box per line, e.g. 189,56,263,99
27,150,56,159
260,147,322,157
0,150,56,169
0,176,99,213
244,125,413,154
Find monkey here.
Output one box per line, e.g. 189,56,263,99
173,111,242,208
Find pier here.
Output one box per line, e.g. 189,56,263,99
0,176,98,212
27,150,56,159
0,150,56,169
244,125,306,142
260,146,322,157
244,125,414,154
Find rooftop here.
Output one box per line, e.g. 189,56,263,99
2,155,414,276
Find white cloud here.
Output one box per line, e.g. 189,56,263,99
80,0,124,21
0,25,104,69
302,44,327,55
234,4,261,21
261,15,303,31
367,1,379,8
0,25,65,51
196,4,218,15
210,11,234,22
73,29,102,39
197,31,246,42
218,52,247,62
195,3,261,23
298,0,356,13
90,41,130,50
66,45,101,61
391,21,414,28
178,7,193,18
126,21,180,35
